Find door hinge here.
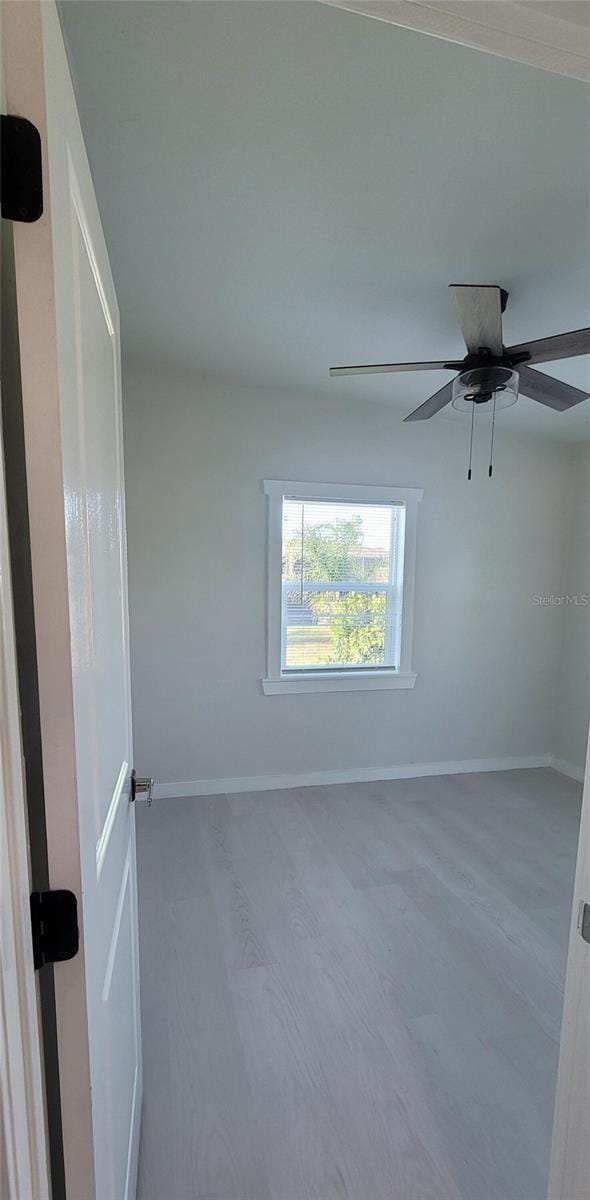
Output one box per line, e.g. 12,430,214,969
130,769,154,806
30,890,79,971
579,902,590,945
1,114,43,223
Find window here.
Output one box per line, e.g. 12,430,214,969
263,481,423,694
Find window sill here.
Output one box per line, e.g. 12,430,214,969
262,671,417,695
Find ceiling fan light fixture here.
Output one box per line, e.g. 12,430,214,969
451,366,519,414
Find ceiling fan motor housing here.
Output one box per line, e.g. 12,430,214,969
452,365,519,413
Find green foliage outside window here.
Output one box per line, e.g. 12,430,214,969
311,590,386,665
283,516,388,666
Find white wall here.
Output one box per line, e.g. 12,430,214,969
123,366,576,792
554,444,590,777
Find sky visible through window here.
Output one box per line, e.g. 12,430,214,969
282,502,391,550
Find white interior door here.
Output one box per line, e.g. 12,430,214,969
3,3,142,1197
549,734,590,1198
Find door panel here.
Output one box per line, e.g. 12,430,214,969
4,2,142,1196
549,737,590,1197
103,850,141,1200
63,155,140,1200
69,177,131,835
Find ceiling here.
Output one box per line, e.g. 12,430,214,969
60,1,590,440
325,1,590,81
527,2,590,27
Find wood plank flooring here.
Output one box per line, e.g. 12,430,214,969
135,768,581,1200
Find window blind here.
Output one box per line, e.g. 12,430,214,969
281,498,405,672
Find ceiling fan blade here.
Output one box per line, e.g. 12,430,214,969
450,284,503,356
329,360,458,377
507,326,590,366
403,379,455,422
518,364,589,411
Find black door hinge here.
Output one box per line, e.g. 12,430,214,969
580,901,590,946
30,890,79,970
1,114,43,223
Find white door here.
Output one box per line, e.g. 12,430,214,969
3,3,142,1198
549,736,590,1198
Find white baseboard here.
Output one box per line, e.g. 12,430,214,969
153,753,553,800
550,756,585,784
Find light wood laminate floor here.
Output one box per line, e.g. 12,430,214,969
136,768,581,1200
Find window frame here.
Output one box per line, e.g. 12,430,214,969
262,480,423,695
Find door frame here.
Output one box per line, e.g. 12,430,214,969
3,2,95,1194
0,467,50,1197
3,4,141,1196
0,206,50,1200
0,9,49,1194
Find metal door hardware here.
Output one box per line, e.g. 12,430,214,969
130,770,154,806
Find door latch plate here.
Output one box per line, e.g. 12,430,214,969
130,769,154,805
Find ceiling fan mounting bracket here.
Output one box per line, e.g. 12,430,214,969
460,351,505,371
461,350,532,371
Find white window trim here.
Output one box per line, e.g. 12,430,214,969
262,479,423,695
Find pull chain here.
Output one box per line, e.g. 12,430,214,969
467,400,475,480
489,391,497,478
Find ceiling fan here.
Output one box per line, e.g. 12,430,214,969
330,285,590,423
